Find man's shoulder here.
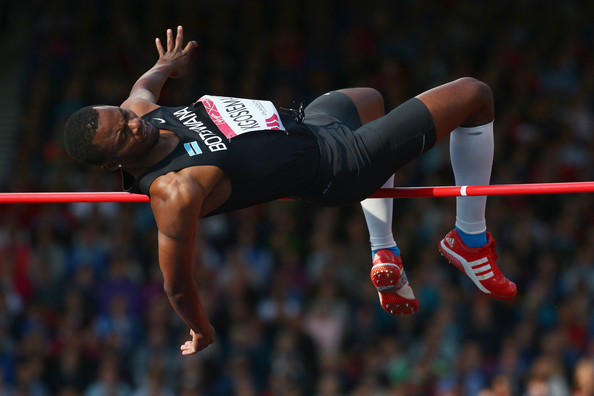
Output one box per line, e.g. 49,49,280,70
149,170,203,209
149,170,206,236
150,166,223,205
120,98,160,116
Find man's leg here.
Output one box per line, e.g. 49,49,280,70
415,77,516,299
337,89,397,252
338,88,418,316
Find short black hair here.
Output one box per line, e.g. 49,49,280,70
63,106,106,166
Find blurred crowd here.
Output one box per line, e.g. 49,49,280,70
1,0,594,395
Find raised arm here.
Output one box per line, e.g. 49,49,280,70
122,26,198,108
149,173,215,355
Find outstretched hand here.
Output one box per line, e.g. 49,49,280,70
180,326,215,356
155,25,198,78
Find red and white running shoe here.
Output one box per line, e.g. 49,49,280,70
370,249,418,315
438,229,516,300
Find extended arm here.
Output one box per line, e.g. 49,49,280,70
150,175,214,355
123,26,197,107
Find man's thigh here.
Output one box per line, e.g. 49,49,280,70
304,91,363,131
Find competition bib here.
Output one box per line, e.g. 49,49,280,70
195,95,286,139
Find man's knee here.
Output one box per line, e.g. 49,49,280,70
338,87,385,124
455,77,494,126
360,88,385,122
459,77,494,118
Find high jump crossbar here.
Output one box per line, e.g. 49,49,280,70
0,181,593,203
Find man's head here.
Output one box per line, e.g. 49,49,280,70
63,105,104,166
64,105,160,170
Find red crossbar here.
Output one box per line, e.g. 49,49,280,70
0,182,593,203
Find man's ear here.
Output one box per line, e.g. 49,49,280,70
101,162,121,171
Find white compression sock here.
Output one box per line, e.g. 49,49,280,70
361,175,396,251
450,121,494,234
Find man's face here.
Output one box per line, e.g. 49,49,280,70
92,106,160,168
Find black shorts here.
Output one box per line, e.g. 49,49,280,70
297,91,436,206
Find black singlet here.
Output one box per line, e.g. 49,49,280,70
122,92,437,215
122,103,320,216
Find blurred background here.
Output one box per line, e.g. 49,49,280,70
0,0,593,395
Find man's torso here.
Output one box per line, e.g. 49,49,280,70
123,99,321,216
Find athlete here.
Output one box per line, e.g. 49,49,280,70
63,26,516,355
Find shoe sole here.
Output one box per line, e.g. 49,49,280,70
438,240,515,300
370,263,418,315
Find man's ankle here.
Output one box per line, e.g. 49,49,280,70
372,245,401,257
455,226,487,248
